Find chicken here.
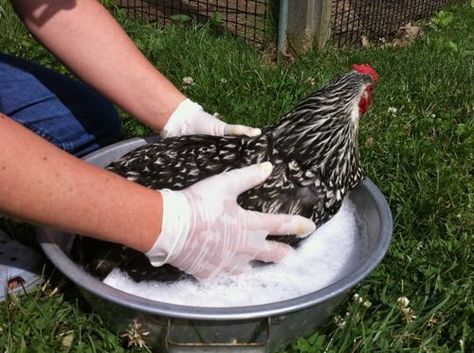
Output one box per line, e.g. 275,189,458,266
72,64,378,282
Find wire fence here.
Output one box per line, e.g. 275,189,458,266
116,1,467,49
331,0,467,47
116,0,272,46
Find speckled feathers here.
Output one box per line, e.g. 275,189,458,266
74,66,377,281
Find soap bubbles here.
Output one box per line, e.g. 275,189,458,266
104,200,366,307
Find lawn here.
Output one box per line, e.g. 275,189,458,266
0,0,473,352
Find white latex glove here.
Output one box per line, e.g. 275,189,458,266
161,98,261,138
146,162,316,280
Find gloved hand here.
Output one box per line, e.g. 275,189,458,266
146,162,316,279
161,98,261,138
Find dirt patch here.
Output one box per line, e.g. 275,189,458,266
331,0,457,47
361,22,424,48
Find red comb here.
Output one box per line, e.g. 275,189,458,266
352,64,379,83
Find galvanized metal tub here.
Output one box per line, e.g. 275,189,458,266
38,136,393,353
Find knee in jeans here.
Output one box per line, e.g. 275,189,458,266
86,95,122,145
101,102,122,143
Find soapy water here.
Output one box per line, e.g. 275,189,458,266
104,199,368,307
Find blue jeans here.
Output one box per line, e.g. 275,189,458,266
0,53,121,157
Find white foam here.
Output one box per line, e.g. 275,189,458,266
103,200,366,307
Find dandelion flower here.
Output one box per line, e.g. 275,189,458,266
397,296,410,308
353,293,364,304
182,76,195,89
397,296,417,323
388,107,398,114
334,315,346,328
120,320,150,348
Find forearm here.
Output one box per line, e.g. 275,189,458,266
11,0,185,131
0,114,162,252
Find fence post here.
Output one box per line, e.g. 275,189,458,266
284,0,332,53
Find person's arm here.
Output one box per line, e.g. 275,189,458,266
10,0,260,137
0,114,315,279
11,0,184,131
0,114,161,252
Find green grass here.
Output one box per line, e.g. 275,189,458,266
1,0,473,352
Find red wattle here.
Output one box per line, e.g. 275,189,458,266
359,98,368,115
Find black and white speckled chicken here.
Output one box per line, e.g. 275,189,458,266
73,64,378,282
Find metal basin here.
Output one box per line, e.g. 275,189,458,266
38,136,392,353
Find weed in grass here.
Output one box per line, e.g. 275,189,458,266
120,321,151,350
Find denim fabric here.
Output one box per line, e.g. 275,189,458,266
0,53,121,157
